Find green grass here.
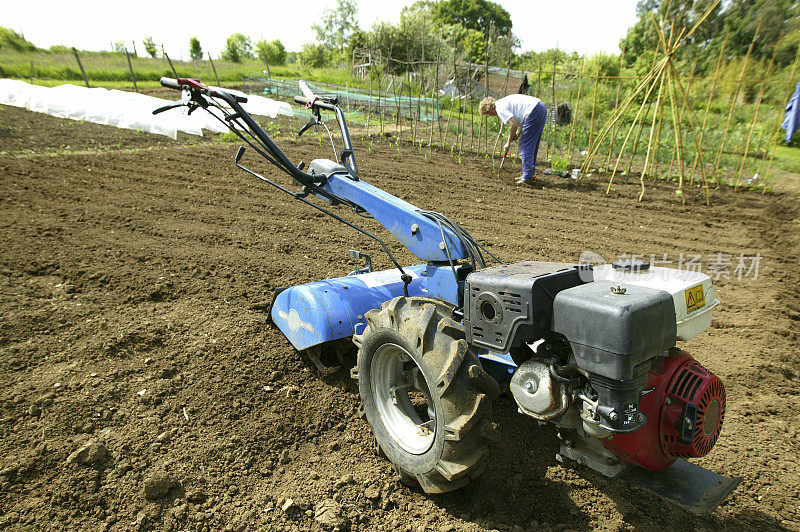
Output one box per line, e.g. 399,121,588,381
772,144,800,173
0,48,370,87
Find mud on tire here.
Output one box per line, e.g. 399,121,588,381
353,297,500,494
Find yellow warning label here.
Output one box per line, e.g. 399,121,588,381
685,284,705,313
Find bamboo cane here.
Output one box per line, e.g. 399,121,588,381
625,101,653,174
760,46,800,189
689,33,728,186
667,62,711,204
634,69,667,198
581,55,669,174
713,15,762,184
430,27,442,152
665,73,687,203
366,71,373,137
605,49,626,171
607,65,666,194
587,57,601,156
734,35,783,190
567,58,586,166
665,55,698,181
546,49,558,164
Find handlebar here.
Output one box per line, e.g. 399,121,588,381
293,95,337,112
159,77,248,103
160,77,181,90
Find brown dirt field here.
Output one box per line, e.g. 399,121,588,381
1,104,799,531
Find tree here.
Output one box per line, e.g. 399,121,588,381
619,0,799,71
112,40,126,54
222,33,253,63
143,36,157,58
462,29,487,63
312,0,359,51
189,37,203,61
299,42,331,67
431,0,512,36
256,39,287,65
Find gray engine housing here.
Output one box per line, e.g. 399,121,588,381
551,280,677,381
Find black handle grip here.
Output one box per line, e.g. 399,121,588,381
160,77,181,90
152,102,182,115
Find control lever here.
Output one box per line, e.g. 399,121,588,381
298,108,323,137
347,250,372,275
152,101,185,115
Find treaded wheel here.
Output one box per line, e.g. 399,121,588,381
353,297,500,494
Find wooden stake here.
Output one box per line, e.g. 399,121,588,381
164,52,178,77
207,53,220,86
72,48,90,88
125,49,138,92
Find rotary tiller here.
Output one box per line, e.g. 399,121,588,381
155,78,739,513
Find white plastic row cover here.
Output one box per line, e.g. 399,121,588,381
0,79,293,140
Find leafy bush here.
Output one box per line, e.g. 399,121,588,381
299,43,331,68
0,27,36,52
256,39,286,66
223,34,253,63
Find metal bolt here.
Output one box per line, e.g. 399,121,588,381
607,456,619,466
524,380,538,393
609,411,619,421
684,417,693,428
439,241,446,251
410,224,419,235
638,413,646,422
664,397,671,406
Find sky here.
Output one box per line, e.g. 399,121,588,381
4,0,639,59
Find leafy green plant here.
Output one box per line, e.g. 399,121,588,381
550,154,569,173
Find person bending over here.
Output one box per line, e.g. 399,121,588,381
480,94,547,185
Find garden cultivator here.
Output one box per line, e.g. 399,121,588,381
156,77,739,513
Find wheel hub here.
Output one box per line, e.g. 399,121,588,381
371,343,435,454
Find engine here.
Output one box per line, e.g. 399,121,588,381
464,260,725,477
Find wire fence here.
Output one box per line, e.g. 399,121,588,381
3,38,798,200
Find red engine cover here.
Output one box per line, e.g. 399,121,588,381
603,348,725,470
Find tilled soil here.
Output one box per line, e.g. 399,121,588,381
0,106,799,531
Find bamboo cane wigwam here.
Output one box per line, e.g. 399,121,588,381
579,0,721,205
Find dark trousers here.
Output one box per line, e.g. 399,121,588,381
519,101,547,179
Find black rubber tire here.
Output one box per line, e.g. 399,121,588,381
353,297,500,494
